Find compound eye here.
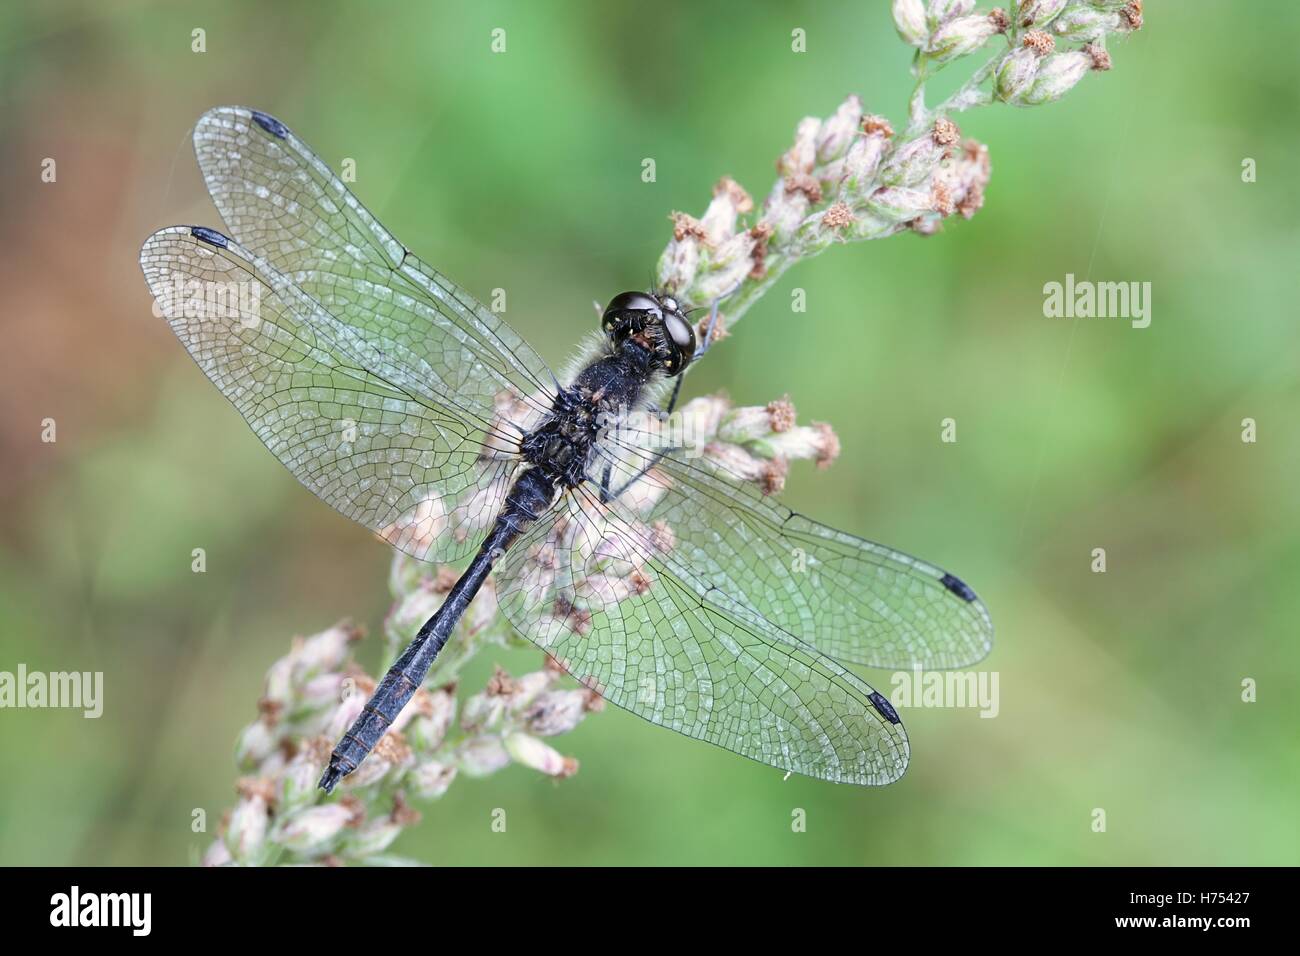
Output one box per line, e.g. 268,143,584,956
662,311,696,373
663,310,695,353
602,291,661,331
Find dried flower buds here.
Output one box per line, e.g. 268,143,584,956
270,797,364,855
879,118,959,188
1022,30,1056,57
929,0,975,24
816,95,864,164
1018,0,1069,28
1018,51,1093,106
1052,7,1121,41
925,13,1000,64
892,0,929,47
503,732,579,777
1120,0,1143,31
996,47,1042,102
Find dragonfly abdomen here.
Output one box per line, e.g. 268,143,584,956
319,468,555,793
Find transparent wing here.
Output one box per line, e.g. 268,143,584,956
140,226,523,563
494,483,909,785
592,423,993,671
192,105,556,420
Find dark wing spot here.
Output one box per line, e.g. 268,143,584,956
250,110,289,139
868,691,901,725
190,226,229,248
940,572,977,603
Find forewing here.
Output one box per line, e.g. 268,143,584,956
140,226,517,563
594,428,993,670
494,484,909,786
192,105,555,420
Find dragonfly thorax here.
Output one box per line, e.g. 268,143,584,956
521,346,655,488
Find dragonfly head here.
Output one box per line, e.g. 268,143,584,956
601,291,696,377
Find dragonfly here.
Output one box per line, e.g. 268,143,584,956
140,106,993,792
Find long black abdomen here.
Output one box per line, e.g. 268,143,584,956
318,468,555,793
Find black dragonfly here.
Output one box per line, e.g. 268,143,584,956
140,107,993,792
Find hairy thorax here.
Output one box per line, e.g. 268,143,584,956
520,345,655,489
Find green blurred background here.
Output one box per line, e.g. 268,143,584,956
0,0,1296,866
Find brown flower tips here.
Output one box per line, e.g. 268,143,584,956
748,222,772,279
766,396,797,433
373,729,411,765
1084,43,1112,72
485,664,518,696
933,117,961,147
862,115,895,138
235,775,277,805
1121,1,1143,31
761,458,789,496
390,793,421,827
340,795,366,827
813,422,841,470
932,180,955,217
783,173,823,204
671,212,708,243
1022,30,1055,57
822,201,856,231
963,138,990,168
712,175,754,214
957,181,985,219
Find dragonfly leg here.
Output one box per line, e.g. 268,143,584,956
605,446,682,502
597,460,615,504
694,294,725,361
664,378,685,418
665,291,731,416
